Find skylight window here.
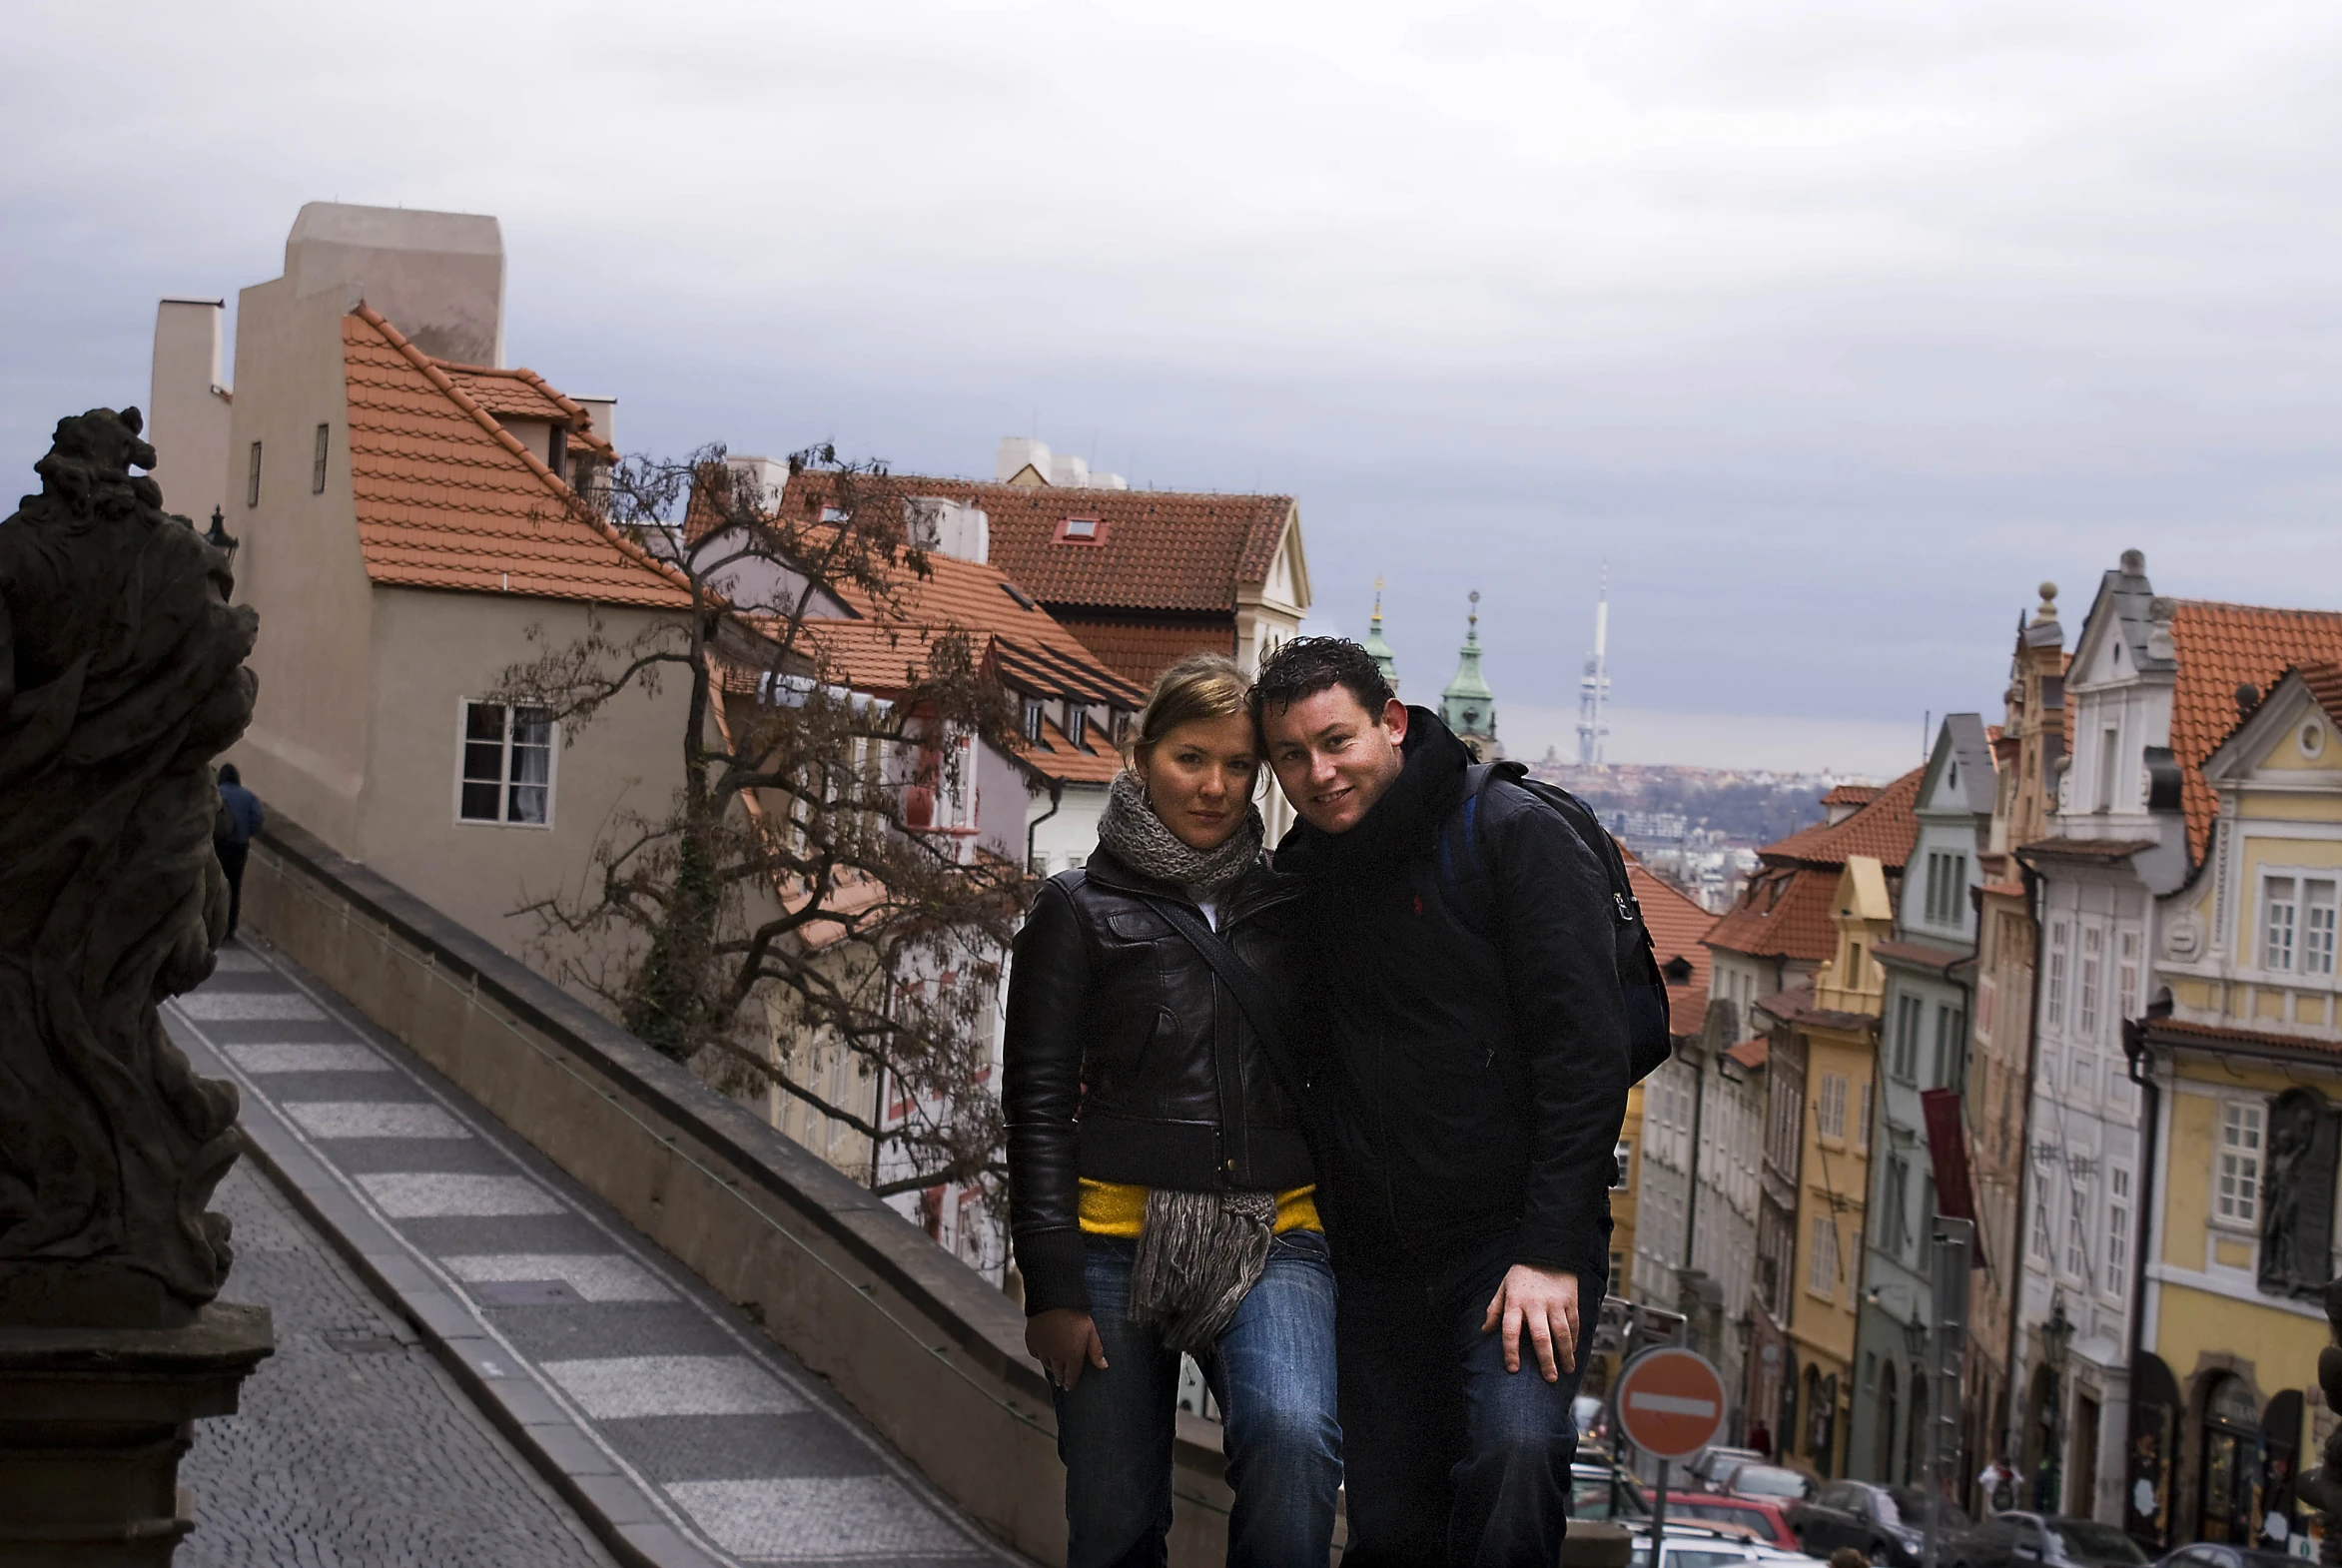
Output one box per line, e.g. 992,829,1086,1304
1052,516,1107,545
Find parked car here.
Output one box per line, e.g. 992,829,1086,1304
1577,1392,1616,1449
1665,1492,1801,1550
1791,1481,1972,1567
1574,1457,1653,1520
1715,1462,1817,1504
1687,1446,1771,1491
1951,1512,2147,1568
1628,1522,1815,1568
2152,1546,2296,1568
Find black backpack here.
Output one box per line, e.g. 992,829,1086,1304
1435,760,1674,1084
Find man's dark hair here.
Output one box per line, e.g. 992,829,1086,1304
1250,636,1395,723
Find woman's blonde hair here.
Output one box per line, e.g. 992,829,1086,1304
1127,652,1253,771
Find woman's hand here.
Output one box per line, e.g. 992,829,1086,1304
1026,1307,1109,1391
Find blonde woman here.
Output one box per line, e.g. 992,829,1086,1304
1004,653,1338,1567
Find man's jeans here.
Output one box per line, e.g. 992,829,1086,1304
1053,1229,1341,1568
1337,1235,1601,1567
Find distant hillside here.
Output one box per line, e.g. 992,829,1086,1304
1527,758,1841,850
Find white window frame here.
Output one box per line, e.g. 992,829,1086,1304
1612,1140,1632,1191
2106,1166,2131,1302
2078,925,2102,1040
1808,1214,1839,1297
2260,872,2338,979
2213,1100,2264,1231
2046,922,2069,1031
1817,1073,1847,1141
454,698,559,829
2063,1180,2088,1281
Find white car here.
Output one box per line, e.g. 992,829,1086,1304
1628,1523,1812,1568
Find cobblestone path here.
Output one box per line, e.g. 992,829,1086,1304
166,941,1008,1567
179,1163,618,1568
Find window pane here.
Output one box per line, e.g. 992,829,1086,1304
2309,882,2338,977
2267,879,2299,971
507,706,552,823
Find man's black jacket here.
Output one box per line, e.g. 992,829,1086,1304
1002,850,1315,1314
1273,709,1630,1280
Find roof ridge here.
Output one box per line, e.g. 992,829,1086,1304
353,304,692,601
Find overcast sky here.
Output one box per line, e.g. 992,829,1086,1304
10,1,2342,777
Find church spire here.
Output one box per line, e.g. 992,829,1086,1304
1362,575,1400,692
1441,590,1501,760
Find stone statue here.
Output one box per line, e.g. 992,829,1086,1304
0,406,258,1327
2295,1277,2342,1563
2263,1089,2341,1300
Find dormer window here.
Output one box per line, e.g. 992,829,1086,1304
1067,706,1089,749
820,505,849,524
1022,699,1047,746
1052,516,1106,545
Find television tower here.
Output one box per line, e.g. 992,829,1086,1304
1575,565,1611,765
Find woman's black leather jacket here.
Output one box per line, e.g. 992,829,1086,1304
1003,846,1313,1314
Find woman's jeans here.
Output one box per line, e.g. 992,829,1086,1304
1052,1229,1341,1568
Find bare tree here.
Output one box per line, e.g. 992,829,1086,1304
491,444,1029,1202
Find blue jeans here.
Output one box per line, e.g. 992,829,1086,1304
1053,1229,1342,1568
1336,1236,1600,1567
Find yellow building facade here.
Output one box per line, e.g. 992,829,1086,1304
2132,665,2342,1552
1780,856,1892,1478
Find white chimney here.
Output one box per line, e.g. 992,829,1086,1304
570,396,617,452
997,436,1051,484
1049,451,1090,488
724,455,788,509
908,497,989,564
147,298,233,524
284,201,505,367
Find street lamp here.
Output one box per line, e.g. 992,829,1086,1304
202,505,239,569
2038,1300,2074,1512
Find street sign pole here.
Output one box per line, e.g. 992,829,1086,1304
1611,1344,1728,1568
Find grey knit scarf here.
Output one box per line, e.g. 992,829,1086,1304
1095,770,1277,1351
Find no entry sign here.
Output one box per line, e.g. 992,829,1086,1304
1612,1345,1727,1460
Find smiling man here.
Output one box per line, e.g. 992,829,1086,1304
1253,636,1630,1567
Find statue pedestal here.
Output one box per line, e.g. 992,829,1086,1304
0,1302,274,1567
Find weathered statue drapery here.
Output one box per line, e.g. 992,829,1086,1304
0,405,259,1326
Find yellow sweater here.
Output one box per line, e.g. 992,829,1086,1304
1078,1178,1321,1237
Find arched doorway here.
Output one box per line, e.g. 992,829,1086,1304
2198,1374,2261,1544
1878,1361,1901,1479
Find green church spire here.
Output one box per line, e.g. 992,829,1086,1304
1362,575,1399,693
1441,590,1500,759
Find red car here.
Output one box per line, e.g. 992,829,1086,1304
1661,1492,1801,1550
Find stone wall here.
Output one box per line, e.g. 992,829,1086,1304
237,811,1238,1566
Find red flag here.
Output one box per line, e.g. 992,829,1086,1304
1921,1088,1977,1222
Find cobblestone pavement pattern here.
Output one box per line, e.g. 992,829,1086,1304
167,942,1005,1566
179,1164,618,1568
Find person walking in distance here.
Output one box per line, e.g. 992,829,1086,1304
214,763,263,939
1005,654,1339,1567
1253,637,1631,1567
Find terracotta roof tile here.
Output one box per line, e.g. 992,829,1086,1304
1051,617,1236,688
2146,1015,2342,1060
2166,601,2342,861
430,361,617,460
1623,850,1717,1020
1821,784,1881,808
1762,766,1924,868
342,308,689,608
1703,864,1845,963
1724,1038,1769,1071
780,471,1295,616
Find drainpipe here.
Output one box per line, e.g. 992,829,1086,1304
1025,780,1065,874
2123,1002,2167,1371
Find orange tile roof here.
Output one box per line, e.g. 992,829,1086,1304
429,359,617,460
2166,601,2342,861
1821,784,1881,808
781,471,1295,616
1623,851,1717,1022
1703,864,1845,963
1724,1038,1769,1071
1051,616,1236,689
342,307,691,607
1763,766,1924,867
1704,769,1922,964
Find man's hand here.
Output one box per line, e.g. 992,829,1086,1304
1026,1307,1109,1391
1482,1265,1580,1382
